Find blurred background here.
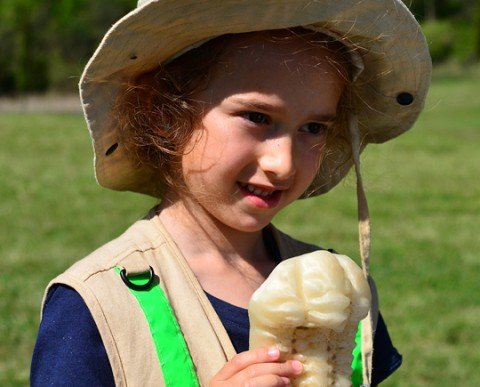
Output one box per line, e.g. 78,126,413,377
0,0,479,96
1,0,479,385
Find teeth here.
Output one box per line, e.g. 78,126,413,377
244,184,274,197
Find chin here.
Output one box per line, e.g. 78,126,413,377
223,216,272,233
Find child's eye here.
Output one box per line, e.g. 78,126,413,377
299,122,328,135
242,112,270,125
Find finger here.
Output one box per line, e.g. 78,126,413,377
214,347,282,380
244,375,291,387
241,359,303,381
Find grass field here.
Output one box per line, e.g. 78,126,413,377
1,69,479,385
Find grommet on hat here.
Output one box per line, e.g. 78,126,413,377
396,92,415,106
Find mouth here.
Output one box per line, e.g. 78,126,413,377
238,182,283,208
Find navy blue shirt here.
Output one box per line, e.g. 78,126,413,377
31,284,401,386
31,285,115,386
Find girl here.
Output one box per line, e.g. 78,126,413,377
31,1,431,386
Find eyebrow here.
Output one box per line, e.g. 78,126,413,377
230,97,283,113
229,97,338,122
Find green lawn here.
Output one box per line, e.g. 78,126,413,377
1,70,479,385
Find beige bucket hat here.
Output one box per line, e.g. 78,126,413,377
80,0,431,198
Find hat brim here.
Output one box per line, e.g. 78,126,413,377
80,0,431,197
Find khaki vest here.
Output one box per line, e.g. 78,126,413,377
42,210,378,386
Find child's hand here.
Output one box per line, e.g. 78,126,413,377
210,347,303,386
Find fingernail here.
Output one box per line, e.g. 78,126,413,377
292,360,303,374
268,347,280,358
281,376,291,385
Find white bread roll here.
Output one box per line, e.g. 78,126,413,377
249,250,371,386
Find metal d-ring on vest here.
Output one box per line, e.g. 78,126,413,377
116,266,365,387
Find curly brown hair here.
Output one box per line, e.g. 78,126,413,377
113,28,354,197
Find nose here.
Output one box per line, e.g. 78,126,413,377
259,135,296,181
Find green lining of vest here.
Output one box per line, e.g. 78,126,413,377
114,266,199,387
351,321,363,387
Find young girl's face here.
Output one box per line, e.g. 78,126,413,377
179,32,346,232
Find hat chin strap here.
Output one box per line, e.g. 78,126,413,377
348,114,373,386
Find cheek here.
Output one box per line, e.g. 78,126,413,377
181,132,212,192
182,128,223,174
298,139,326,176
291,146,325,199
181,139,253,193
301,156,322,187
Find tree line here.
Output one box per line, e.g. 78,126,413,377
0,0,133,94
0,0,479,95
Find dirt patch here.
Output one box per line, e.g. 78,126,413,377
0,94,82,114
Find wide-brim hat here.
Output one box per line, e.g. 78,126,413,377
80,0,431,198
